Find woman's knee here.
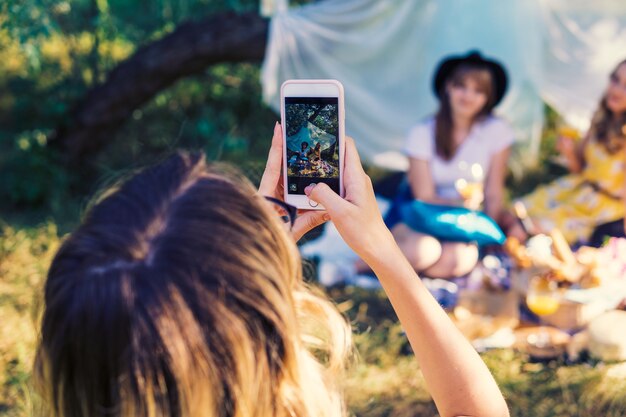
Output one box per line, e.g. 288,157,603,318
423,243,478,278
391,224,442,270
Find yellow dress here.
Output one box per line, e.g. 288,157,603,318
520,138,625,245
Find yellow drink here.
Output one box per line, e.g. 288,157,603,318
455,179,483,201
526,294,560,316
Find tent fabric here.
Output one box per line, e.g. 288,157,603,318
286,121,336,152
261,0,626,171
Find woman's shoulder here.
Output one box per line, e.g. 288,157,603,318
473,115,515,154
477,115,513,132
474,115,515,147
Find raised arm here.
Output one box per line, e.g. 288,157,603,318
307,138,509,417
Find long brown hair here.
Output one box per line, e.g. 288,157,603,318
434,63,496,160
589,59,626,154
34,152,351,417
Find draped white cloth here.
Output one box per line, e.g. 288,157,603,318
261,0,626,171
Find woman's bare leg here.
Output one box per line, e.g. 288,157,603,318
422,242,478,279
390,224,443,271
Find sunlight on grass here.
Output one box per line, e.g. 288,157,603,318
1,225,626,416
0,223,60,415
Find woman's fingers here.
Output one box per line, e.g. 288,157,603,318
304,138,391,261
305,183,346,215
292,210,329,242
343,137,368,186
259,122,284,197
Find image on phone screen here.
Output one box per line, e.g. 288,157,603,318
285,97,340,195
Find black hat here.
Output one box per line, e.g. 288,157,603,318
433,50,508,107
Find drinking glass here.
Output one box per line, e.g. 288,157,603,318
525,275,561,348
455,161,484,210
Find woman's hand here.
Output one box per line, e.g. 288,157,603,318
305,137,395,265
556,134,585,173
460,186,484,211
556,134,578,158
258,122,329,241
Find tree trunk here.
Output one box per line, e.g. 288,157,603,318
50,11,269,163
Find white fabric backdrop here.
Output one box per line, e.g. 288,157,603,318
261,0,626,171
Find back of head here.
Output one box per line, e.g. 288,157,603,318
35,152,350,417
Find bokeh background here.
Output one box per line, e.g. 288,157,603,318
1,1,626,416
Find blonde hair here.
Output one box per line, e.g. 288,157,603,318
34,152,351,417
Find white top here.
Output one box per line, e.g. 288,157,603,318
403,116,514,199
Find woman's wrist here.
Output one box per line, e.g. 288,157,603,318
566,156,582,173
359,227,406,271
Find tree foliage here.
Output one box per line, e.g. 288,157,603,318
285,103,339,137
0,0,275,213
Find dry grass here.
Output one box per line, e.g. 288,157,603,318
0,223,59,416
2,224,626,416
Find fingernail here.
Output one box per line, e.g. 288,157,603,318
304,183,316,195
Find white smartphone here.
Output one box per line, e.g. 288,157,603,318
280,79,345,210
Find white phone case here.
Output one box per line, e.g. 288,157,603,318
280,79,345,210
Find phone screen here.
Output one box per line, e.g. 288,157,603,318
284,97,340,195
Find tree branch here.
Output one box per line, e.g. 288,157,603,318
50,11,269,162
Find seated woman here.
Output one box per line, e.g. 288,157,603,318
512,58,626,246
388,50,514,279
34,124,509,416
308,141,326,177
308,141,322,164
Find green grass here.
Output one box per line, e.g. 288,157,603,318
2,224,626,416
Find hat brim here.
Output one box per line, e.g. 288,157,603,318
433,51,508,108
